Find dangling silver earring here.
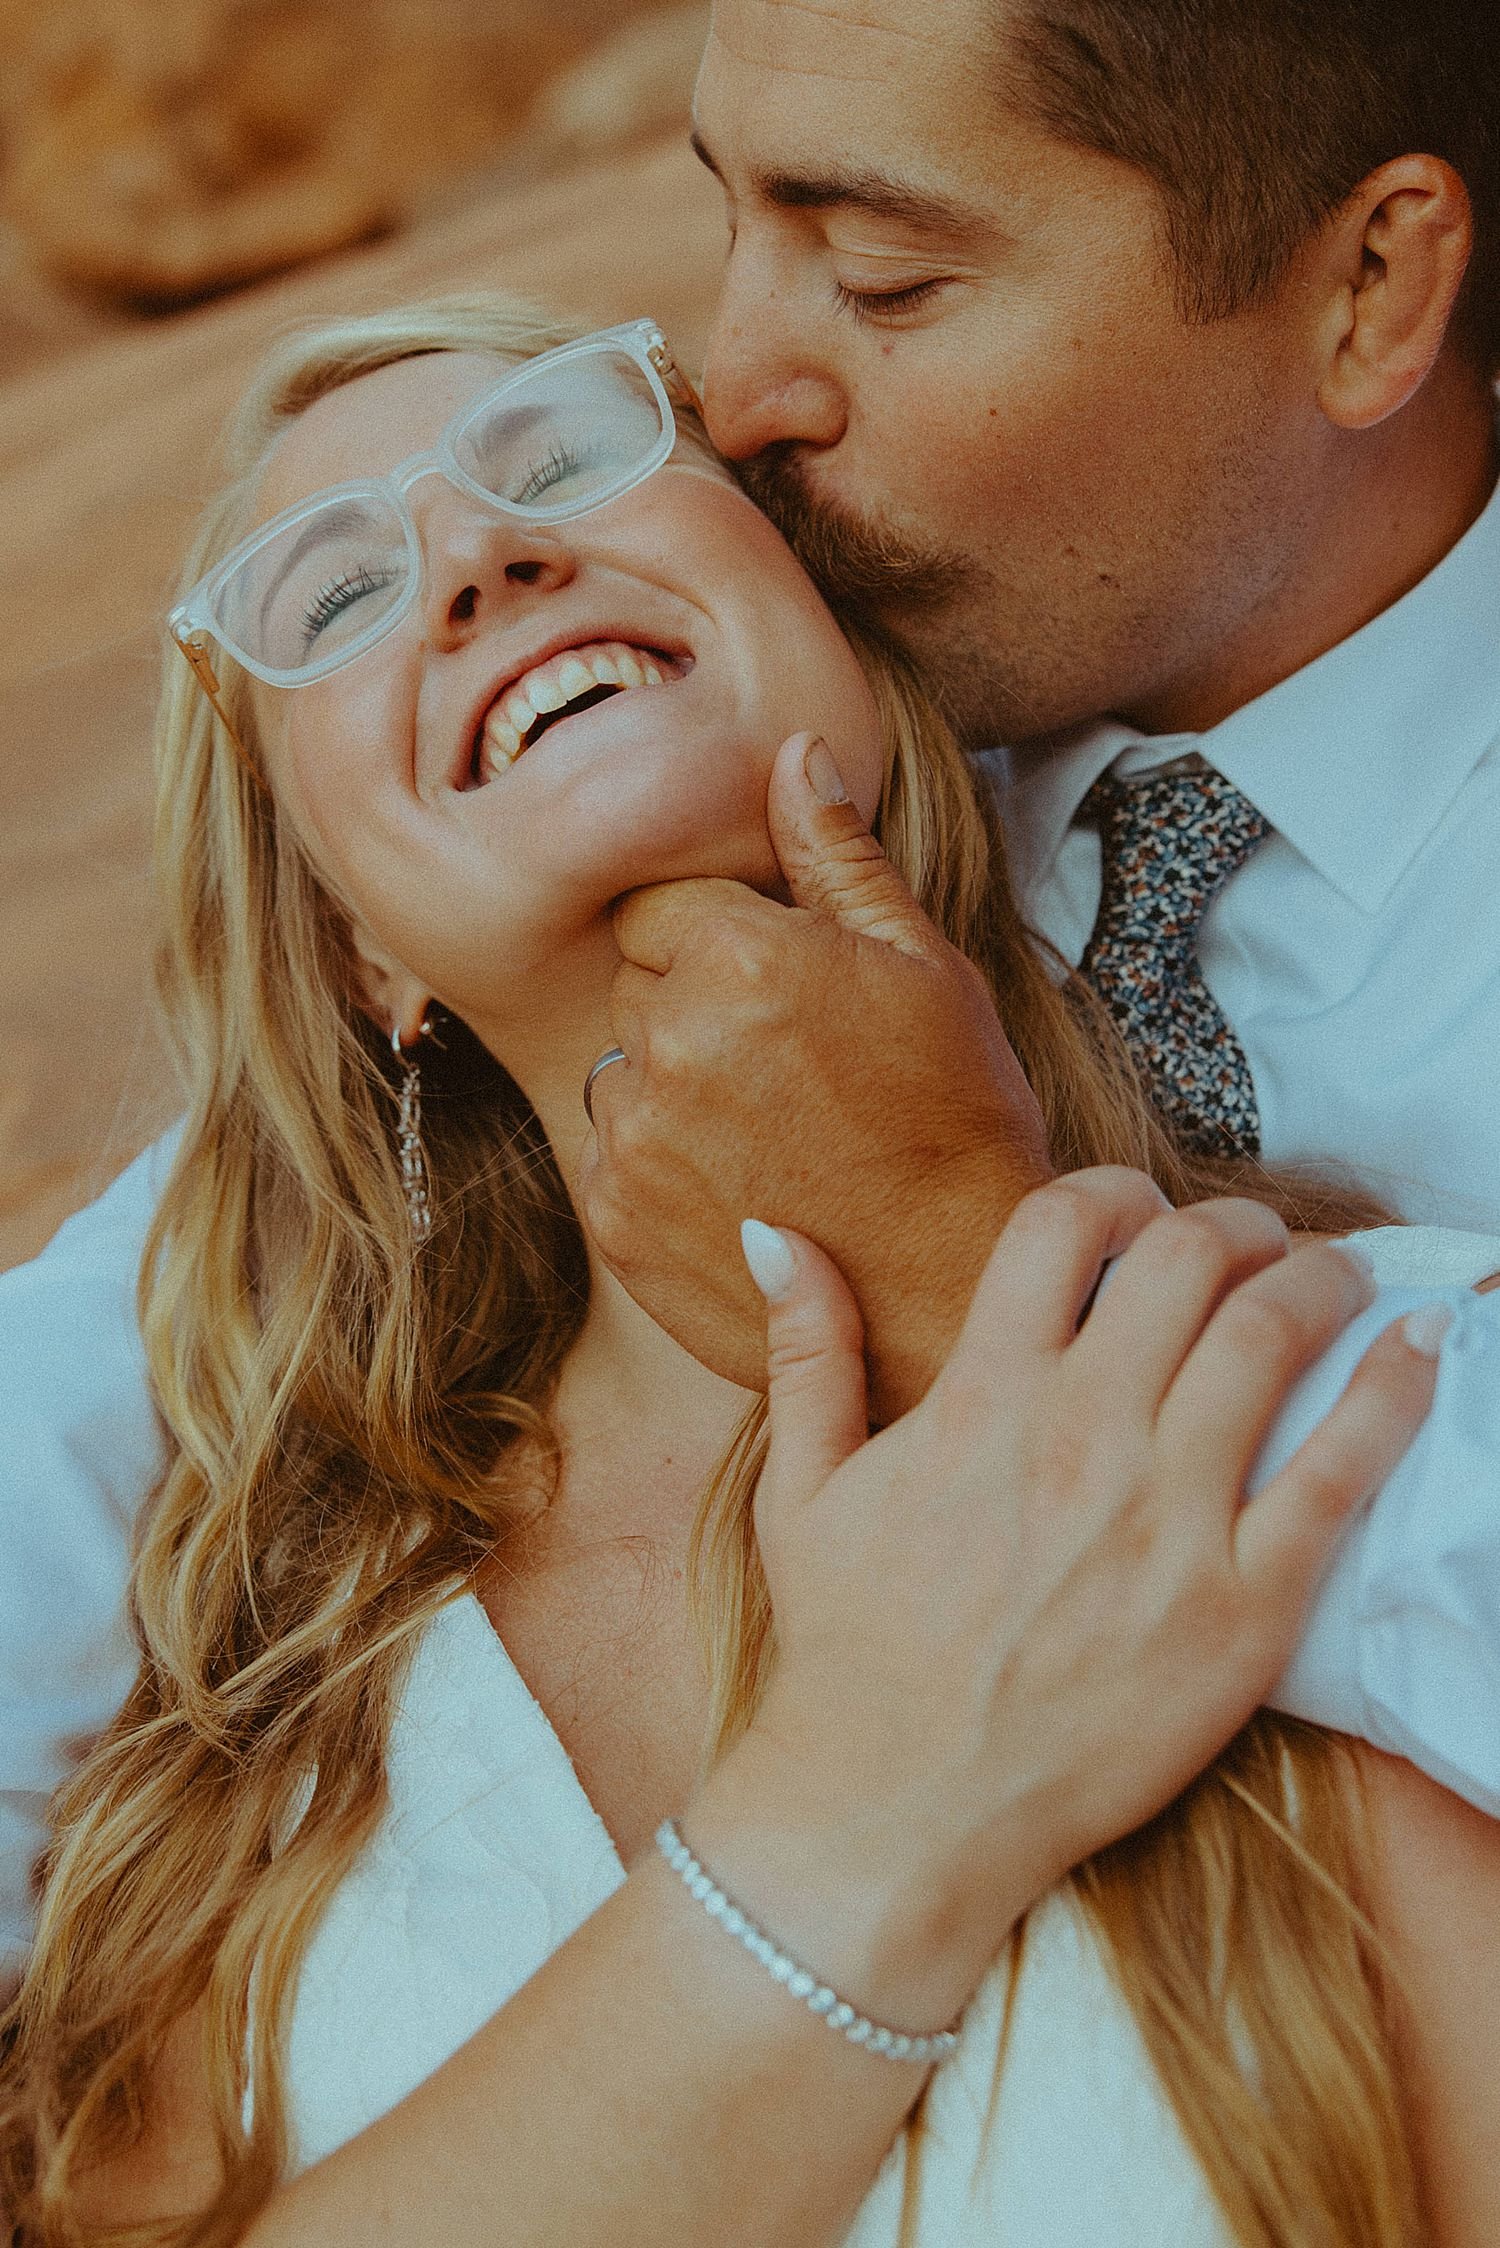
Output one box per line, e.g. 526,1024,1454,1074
392,1018,434,1245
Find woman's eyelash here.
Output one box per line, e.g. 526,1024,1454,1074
512,445,586,504
833,278,947,323
301,566,397,644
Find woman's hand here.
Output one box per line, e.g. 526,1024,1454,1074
689,1169,1441,2036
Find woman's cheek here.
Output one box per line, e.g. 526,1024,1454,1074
629,760,784,891
748,625,884,814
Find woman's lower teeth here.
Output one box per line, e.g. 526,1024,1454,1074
479,658,665,778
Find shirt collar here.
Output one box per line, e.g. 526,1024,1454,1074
997,463,1500,917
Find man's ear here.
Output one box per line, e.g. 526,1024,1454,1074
1315,156,1475,431
347,921,432,1049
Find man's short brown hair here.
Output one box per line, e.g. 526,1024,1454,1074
1004,0,1500,374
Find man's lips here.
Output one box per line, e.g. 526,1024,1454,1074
465,637,692,786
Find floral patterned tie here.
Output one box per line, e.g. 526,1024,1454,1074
1079,756,1270,1158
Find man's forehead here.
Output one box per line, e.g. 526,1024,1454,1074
702,0,995,103
699,0,1006,193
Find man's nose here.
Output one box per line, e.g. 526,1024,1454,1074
409,477,575,643
702,248,848,463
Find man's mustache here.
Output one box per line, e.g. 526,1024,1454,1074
735,447,970,614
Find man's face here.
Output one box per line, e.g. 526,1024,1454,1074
695,0,1326,747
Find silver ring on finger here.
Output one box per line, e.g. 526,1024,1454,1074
583,1046,628,1126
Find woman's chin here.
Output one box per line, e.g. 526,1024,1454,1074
472,757,782,904
610,811,786,899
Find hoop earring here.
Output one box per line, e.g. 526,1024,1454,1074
392,1019,434,1245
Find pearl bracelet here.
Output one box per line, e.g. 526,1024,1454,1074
655,1820,961,2067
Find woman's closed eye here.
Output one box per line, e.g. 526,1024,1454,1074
509,444,584,505
505,440,610,508
301,564,401,648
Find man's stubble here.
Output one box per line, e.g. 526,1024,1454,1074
738,389,1310,753
738,445,1059,749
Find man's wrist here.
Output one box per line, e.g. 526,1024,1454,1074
867,1137,1053,1423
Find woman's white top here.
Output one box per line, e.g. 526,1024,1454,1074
285,1590,1233,2245
280,1217,1500,2240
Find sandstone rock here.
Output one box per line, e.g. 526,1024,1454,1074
521,6,710,170
0,221,125,381
0,0,679,309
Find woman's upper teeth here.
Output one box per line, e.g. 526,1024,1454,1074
480,640,668,775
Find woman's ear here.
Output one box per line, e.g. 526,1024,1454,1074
347,922,433,1049
1316,156,1475,431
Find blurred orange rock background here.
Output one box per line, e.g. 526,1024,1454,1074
0,1,723,1266
0,2,710,356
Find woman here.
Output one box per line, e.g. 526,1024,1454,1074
0,296,1491,2247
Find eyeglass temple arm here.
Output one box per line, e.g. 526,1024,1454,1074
172,631,269,794
648,338,706,421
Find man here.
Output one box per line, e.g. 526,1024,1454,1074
3,0,1500,1998
581,0,1500,1480
574,0,1500,1803
694,0,1499,1232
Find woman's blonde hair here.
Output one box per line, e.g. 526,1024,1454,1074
0,297,1415,2248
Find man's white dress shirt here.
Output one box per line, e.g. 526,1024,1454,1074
992,466,1500,1229
0,1138,169,1985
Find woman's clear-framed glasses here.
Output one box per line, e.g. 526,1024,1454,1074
168,320,702,724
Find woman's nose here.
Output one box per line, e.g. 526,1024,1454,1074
410,480,577,645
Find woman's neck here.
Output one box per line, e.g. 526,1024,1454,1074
471,939,758,1549
549,1258,755,1539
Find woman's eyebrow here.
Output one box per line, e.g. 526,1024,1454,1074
690,130,979,235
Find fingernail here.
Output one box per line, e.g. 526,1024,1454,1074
741,1218,797,1302
1401,1302,1454,1359
804,737,850,808
1334,1241,1378,1290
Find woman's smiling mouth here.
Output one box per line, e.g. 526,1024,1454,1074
473,641,693,783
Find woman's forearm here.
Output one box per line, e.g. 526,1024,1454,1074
91,1737,1013,2248
243,1820,997,2248
82,1181,1442,2247
252,1876,929,2248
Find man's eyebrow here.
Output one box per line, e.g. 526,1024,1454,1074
689,130,976,234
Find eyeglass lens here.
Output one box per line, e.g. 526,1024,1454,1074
214,345,667,679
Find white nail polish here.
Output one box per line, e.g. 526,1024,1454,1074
741,1218,797,1302
1402,1302,1455,1358
1334,1240,1378,1286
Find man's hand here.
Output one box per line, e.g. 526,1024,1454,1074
577,733,1051,1419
